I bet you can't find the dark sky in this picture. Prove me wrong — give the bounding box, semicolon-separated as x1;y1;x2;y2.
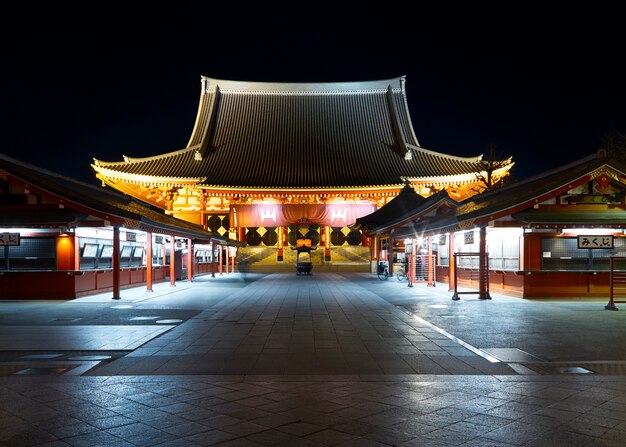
2;3;624;185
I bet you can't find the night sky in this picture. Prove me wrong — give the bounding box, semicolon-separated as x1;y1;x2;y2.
2;4;624;185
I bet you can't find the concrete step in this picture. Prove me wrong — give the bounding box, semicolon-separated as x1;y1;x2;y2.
245;263;370;273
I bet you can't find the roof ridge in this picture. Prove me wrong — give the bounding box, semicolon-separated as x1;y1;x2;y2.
0;152;130;201
200;76;407;93
407;144;484;162
93;145;200;166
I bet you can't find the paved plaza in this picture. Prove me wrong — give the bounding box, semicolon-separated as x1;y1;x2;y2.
1;271;626;446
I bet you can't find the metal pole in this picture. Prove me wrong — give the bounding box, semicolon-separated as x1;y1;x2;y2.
606;256;618;310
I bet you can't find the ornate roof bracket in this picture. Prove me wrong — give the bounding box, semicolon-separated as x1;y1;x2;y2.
385;85;411;160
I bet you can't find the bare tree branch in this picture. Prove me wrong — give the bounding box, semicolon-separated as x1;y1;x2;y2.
472;144;513;194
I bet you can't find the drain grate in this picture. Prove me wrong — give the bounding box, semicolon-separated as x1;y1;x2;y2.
0;365;25;375
67;355;112;361
17;353;64;360
542;366;593;374
14;367;71;375
0;350;128;376
484;348;545;363
521;362;626;375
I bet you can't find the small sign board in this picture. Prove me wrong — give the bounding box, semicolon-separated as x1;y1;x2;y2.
464;231;475;245
126;232;137;242
0;232;20;246
577;235;614;249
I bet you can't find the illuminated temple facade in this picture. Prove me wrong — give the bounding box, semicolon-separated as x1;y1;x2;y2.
92;76;513;269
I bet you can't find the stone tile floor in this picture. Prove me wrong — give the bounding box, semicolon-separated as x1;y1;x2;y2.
1;271;626;446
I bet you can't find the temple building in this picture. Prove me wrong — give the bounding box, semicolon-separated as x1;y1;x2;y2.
92;76;513;270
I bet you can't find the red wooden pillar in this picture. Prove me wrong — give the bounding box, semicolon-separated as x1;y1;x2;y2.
409;248;416;286
219;245;223;275
448;232;455;292
231;247;235;272
210;242;215;277
323;224;331;263
187;238;193;282
277;226;284;262
387;236;394;274
73;234;79;270
146;231;153;292
371;235;379;261
427;236;435;287
170;236;176;286
370;235;379;273
479;226;491;299
112;226;121;300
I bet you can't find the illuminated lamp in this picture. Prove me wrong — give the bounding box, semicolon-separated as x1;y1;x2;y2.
297;239;312;247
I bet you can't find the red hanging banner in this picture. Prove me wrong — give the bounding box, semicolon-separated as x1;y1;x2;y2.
231;204;376;227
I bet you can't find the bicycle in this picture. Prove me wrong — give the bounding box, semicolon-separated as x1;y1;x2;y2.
396;267;407;281
397;263;413;287
377;263;389;280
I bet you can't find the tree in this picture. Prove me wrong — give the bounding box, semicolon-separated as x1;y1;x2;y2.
473;144;514;193
602;128;626;158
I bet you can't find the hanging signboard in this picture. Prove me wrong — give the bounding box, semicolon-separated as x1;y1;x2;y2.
577;235;613;249
0;233;20;246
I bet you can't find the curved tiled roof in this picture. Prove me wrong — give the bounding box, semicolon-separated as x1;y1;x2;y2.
0;153;241;245
354;183;426;228
392;152;626;237
93;76;493;189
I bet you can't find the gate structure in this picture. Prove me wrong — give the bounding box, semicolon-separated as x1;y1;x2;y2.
606;256;626;310
416;254;437;286
452;252;490;300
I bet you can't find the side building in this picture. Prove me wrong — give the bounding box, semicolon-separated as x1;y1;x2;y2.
92;76;513;270
362;150;626;300
0;153;241;300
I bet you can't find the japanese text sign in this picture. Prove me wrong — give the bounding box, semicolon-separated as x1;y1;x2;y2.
577;235;614;249
0;233;20;246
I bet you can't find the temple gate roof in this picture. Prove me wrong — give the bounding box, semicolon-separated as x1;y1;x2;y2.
93;76;504;190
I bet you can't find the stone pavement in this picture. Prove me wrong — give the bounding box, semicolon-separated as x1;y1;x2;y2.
1;271;626;446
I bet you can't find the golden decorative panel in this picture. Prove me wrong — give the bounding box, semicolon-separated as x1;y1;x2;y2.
458;219;476;229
